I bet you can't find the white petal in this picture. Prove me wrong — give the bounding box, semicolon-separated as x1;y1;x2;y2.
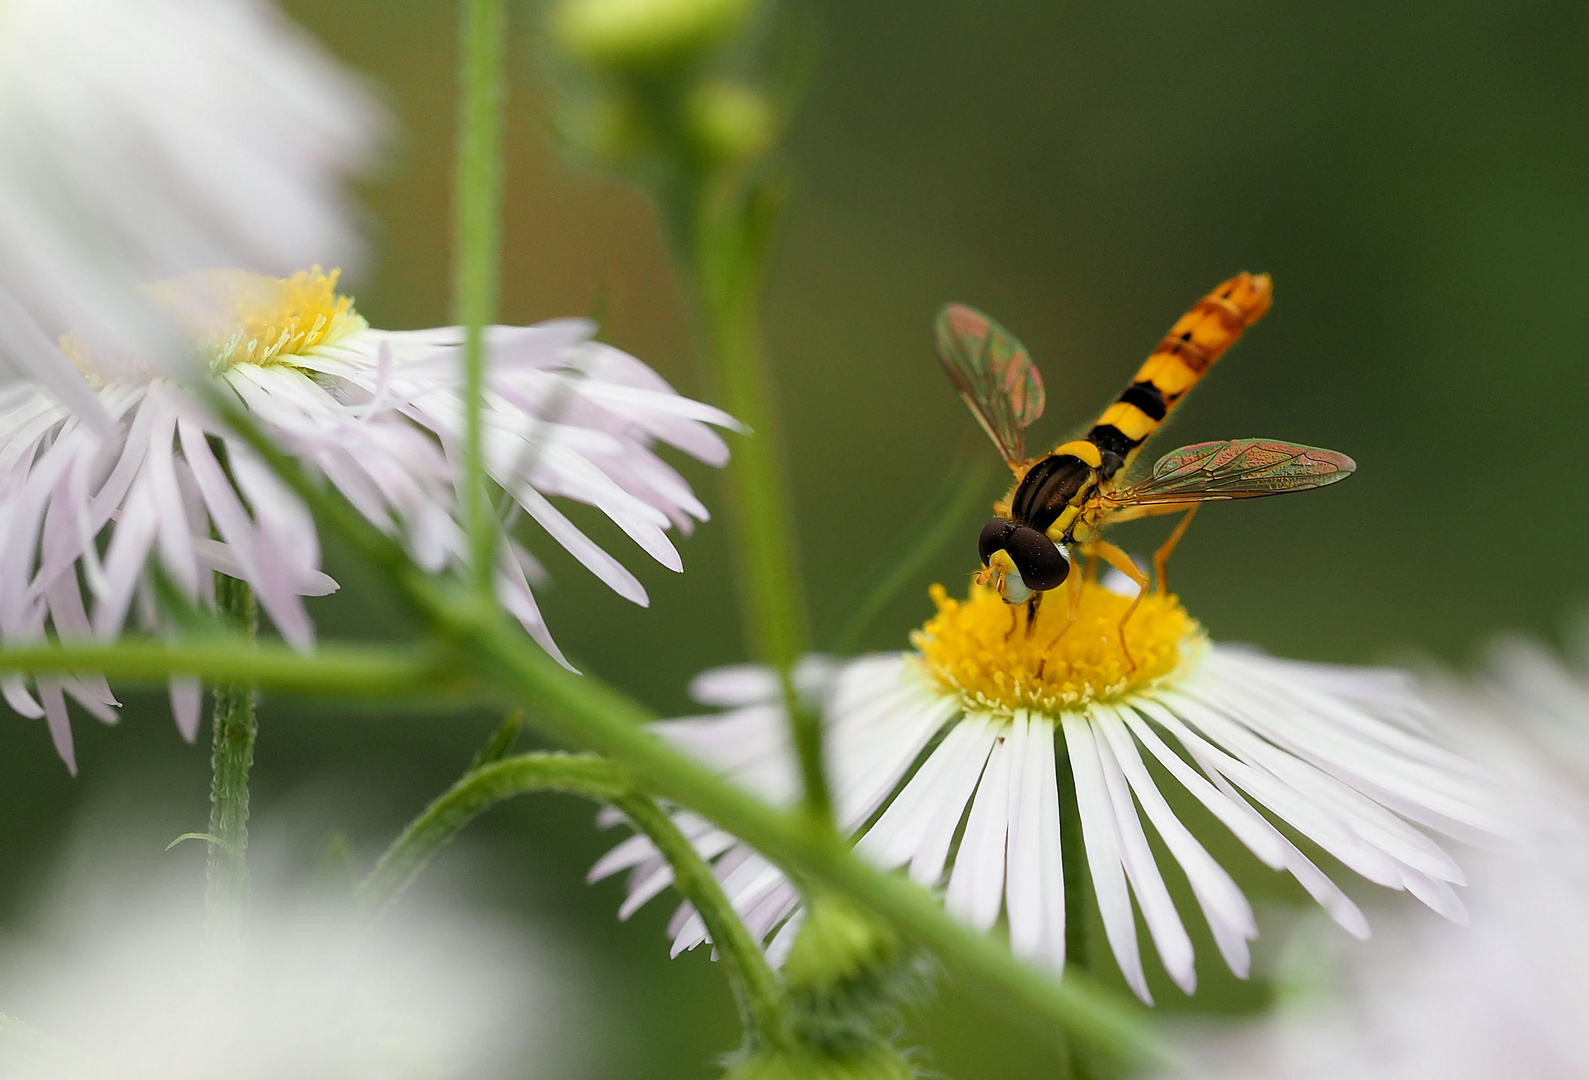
38;679;76;774
1064;715;1151;1004
1005;711;1051;963
1122;702;1291;869
1098;706;1255;980
170;677;202;743
1093;716;1196;994
946;715;1018;932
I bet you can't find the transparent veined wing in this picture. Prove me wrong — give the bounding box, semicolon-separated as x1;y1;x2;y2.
1103;439;1355;507
934;303;1045;469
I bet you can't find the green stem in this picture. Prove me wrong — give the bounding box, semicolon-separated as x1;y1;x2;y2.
454;0;505;599
205;576;257;941
681;178;832;828
0;640;457;697
357;751;791;1048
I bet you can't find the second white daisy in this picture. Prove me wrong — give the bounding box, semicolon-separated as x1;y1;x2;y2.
594;579;1504;1003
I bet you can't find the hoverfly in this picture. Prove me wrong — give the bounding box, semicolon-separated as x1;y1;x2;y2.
935;272;1355;661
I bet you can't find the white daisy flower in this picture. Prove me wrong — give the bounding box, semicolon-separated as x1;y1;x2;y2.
1;269;737;770
593;578;1504;1003
0;0;384;424
1165;640;1589;1078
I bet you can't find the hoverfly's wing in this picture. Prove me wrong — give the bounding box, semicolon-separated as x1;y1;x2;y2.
934;303;1045;470
1103;439;1355;507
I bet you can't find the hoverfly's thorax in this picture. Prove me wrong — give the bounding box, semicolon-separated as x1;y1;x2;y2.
1009;453;1096;534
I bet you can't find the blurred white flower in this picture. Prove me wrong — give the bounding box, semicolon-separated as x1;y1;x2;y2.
0;816;590;1080
0;269;737;771
0;0;384;422
1163;636;1589;1079
594;578;1503;1004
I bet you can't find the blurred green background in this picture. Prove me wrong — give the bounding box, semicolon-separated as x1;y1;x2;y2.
2;0;1587;1076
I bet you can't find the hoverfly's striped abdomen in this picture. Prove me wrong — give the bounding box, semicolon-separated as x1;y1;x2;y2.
1087;272;1272;479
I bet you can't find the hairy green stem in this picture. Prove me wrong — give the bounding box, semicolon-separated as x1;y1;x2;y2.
205;576;257;941
358;752;627;911
358;751;791;1048
454;0;505;599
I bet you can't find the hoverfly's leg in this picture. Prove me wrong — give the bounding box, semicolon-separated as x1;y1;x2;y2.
1085;549;1100;583
1051;553;1085;644
1024;592;1043;637
1152;503;1201;595
1091;539;1150;672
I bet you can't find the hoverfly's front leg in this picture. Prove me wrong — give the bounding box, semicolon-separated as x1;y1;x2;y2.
1047;554;1084;645
1023;591;1045;636
1090;539;1151;672
1152;503;1201;595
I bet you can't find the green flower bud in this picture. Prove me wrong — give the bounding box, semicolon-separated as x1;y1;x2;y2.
684;83;773;167
783;893;904;997
724;1043;917;1080
781;893;933;1055
553;0;754;78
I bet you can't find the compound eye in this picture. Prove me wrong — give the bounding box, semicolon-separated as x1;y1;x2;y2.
1005;526;1070;592
978;518;1017;565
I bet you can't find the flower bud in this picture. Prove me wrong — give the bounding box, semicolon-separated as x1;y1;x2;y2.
553;0;754;78
783;893;904;998
723;1043;916;1080
684;82;773;167
781;893;932;1054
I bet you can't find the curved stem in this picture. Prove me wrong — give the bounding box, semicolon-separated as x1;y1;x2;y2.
205;575;257;942
609;792;793;1049
454;0;505;599
357;752;627;911
357;751;791;1049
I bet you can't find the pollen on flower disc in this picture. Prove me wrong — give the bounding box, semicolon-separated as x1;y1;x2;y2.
911;580;1204;713
147;266;367;370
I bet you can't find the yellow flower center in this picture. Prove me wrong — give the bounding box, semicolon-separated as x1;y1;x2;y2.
147;266;366;371
912;580;1204;714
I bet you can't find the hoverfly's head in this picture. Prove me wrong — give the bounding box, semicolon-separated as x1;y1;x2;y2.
975;518;1070;605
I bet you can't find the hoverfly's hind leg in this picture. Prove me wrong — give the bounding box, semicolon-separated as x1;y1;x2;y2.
1152;503;1201;595
1091;539;1151;672
1023;592;1043;637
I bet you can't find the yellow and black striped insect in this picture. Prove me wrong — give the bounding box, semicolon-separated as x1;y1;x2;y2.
936;272;1355;657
